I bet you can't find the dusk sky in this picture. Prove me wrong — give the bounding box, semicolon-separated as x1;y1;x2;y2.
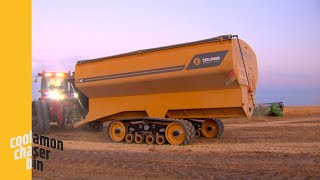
32;0;320;105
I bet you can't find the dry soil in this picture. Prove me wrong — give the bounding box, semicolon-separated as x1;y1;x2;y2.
33;107;320;180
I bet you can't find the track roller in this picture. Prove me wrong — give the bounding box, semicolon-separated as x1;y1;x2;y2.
201;118;224;139
125;133;134;143
109;121;127;142
146;134;155;145
156;135;166;145
195;130;201;138
134;134;145;144
107;118;195;145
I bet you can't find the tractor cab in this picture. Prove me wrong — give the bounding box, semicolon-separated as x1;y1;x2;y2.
33;71;86;130
35;71;78;100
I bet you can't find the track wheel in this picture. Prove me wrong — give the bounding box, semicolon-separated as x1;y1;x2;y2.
134;134;145;144
146;134;155;145
165;122;186;145
156;135;166;145
201;119;224;138
195;130;201;138
125;133;134;143
109;121;127;142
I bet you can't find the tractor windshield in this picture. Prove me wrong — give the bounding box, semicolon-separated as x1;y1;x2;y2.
41;77;68;91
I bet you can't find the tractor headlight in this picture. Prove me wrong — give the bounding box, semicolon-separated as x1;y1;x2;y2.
73;93;79;98
48;90;64;100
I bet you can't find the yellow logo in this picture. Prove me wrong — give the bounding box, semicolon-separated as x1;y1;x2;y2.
193;58;201;65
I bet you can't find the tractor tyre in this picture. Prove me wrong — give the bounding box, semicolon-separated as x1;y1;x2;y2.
33;99;50;134
32;101;40;133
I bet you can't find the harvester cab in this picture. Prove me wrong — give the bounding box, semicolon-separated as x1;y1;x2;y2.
32;71;86;134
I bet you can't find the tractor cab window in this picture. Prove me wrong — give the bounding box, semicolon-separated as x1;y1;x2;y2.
41;77;68;91
49;78;66;89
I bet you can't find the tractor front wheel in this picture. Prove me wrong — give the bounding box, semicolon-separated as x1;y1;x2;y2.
32;99;50;134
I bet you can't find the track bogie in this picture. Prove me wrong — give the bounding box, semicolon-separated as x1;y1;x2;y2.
106;117;224;145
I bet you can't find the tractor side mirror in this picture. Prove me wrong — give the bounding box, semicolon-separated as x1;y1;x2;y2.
33;76;37;83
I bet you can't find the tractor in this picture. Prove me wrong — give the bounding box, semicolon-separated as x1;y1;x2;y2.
32;71;88;134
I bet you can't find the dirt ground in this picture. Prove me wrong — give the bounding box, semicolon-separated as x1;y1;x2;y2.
33;109;320;179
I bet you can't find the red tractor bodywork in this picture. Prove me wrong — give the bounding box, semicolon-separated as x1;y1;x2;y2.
37;71;82;127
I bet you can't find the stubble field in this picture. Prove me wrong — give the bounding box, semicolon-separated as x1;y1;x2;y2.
33;106;320;179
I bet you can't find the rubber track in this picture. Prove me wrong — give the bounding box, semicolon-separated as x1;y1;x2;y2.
179;119;196;145
106;118;196;145
210;118;224;138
